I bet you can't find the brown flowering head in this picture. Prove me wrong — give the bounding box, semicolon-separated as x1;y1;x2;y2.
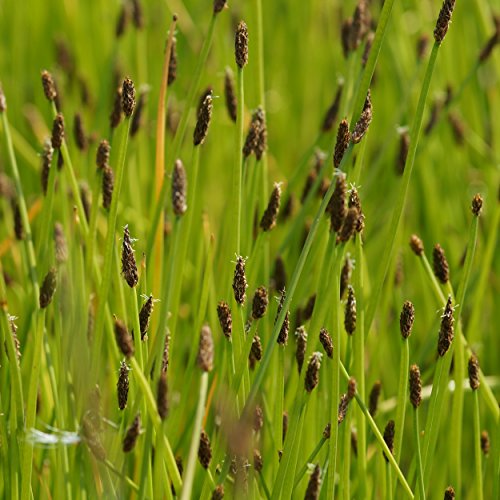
275;288;290;345
40;267;57;308
74;113;87;151
224;67;237;122
41;70;57;102
328;172;347;233
232;256;248;305
347;377;357;401
96;139;110;169
167;37;177;86
198;430;212;468
12;201;24;240
131;0;143;29
117;361;130;410
217;301;232;338
295;326;308;374
121;77;136;117
162;334;170;373
409;364;422;408
260;182;281;231
243;107;266;158
323;423;331;439
351;90;372;144
321;85;343;133
433;243;449;284
157;371;169;420
468;353;480;390
369;380;382;416
340;255;353;298
434;0;456;44
110;86;123;129
172;159;187;216
383;420;395;462
114;316;134;357
253;405;264;433
334;119;350;168
273;256;286;292
253;449;263;473
348;187;365;233
437;296;454;356
479;29;500;63
40;139;54;195
444;486;455;500
350;0;369;51
213;0;227;14
341;18;353;58
211;485;225;500
400;300;415;339
480;430;490;455
303;294;316;321
193;91;213;146
304;464;321;500
121;225;138;288
410;234;424;256
250;335;263;364
102;165;114;210
252;286;269;320
305;352;322;393
397;130;410;175
471;194;483;217
115;4;129;38
338;207;360;243
197;325;214;372
51;113;65;149
362;31;374;67
123;414;141;452
319;327;333;358
344;285;357;335
139;295;154;340
235;21;249;68
337;394;350;425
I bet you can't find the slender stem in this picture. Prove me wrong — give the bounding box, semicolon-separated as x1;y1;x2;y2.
413;409;425;500
394;339;409;464
294;438;327;487
472;391;484;500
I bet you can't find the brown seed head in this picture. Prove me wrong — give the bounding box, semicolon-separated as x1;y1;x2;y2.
410;234;424;256
213;0;227;14
121;77;136;117
351;91;372;144
448;112;465;145
273;256;286;292
362;31;375;67
194;91;213;146
51;113;65;149
468;353;480;390
434;0;456;44
250;335;263;363
253;449;263;473
282;411;289;444
217;301;232;338
304;464;321;500
369;380;382;416
433;243;450;284
328;172;347;232
334;119;350;168
337;394;350;425
437;296;454;356
295;326;308;374
400;300;415;339
167;37;178;86
117;361;130;410
122;225;138;288
54;222;68;263
123;414;141;452
197;325;214;372
162;334;170;373
383;420;395;462
303;294;316;321
409;364;422;408
224;68;237;122
80;183;91;222
131;0;143;29
41;70;57;102
260;183;281;231
40;267;57;308
444;486;455;500
480;430;490;455
232;256;247;305
110;86;123;129
243;107;266;158
116;4;129;38
74;113;87;151
198;430;212;468
212;485;224;500
348;187;365;233
172;159;187;216
347;377;357;401
139;295;154;340
350;0;369;51
344;285;357;335
471;194;483;217
397;131;410;175
305;352;322;393
340;255;353;298
102;165;114;210
235;21;249;68
321;85;343;132
341;18;353;58
252;286;269;320
40;139;54;195
323;423;331;439
319;328;334;358
276;289;290;345
114;317;134;357
96;140;110;169
12;201;24;240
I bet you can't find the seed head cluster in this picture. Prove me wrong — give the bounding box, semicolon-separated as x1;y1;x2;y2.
399;300;415;339
122;225;138;288
217;301;232;338
232;256;248;305
260;183;281;231
437;296;454;356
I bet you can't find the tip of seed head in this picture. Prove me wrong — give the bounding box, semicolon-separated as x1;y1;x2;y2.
409;364;422;408
41;70;57;102
40;267;58;308
121;77;136;117
400;300;415;339
472;194;483;216
217;301;233;338
434;0;456;44
383;420;395;462
305;352;322;393
410;234;424;256
433;243;450;284
468;353;480;390
235;21;249;68
197;325;214;372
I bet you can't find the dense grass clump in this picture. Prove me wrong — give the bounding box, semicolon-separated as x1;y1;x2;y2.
0;0;499;498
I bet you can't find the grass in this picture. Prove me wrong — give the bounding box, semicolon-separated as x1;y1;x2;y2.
0;0;499;498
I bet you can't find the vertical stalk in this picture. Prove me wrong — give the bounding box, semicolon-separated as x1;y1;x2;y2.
413;409;425;500
472;391;484;500
394;339;410;464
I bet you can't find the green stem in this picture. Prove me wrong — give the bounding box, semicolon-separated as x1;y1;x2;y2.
394;339;410;464
294;437;327;488
413;409;425;500
472;391;484;500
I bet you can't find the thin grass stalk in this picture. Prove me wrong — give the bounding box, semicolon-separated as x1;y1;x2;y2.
394;339;410;464
274;347;285;463
472;390;484;500
493;400;500;500
365;43;440;333
387;465;393;500
294;437;327;487
412;409;425;500
342;415;351;500
84;164;104;279
152;421;168;499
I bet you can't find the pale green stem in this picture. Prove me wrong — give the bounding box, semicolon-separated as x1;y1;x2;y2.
472;391;484;500
413;409;425;500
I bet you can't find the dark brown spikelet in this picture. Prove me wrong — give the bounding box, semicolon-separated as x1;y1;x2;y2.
255;110;267;161
340;255;353;298
295;327;308;374
197;325;214;372
131;0;143;29
54;222;68;263
252;286;269;320
73;113;87;151
40;139;54;195
157;371;168;420
51;113;65;149
254;405;264;432
80;183;91;222
437;296;454;356
400;301;415;339
444;486;455;500
193;92;213;146
337;394;350;425
115;4;129;38
323;423;331;439
12;201;24;240
162;334;170;373
347;377;357;401
130;92;146;137
369;380;382;416
212;485;225;500
305;352;322;393
114;316;134;357
341;18;353;58
351;430;358;456
172;159;187;216
260;183;281;231
350;0;369;51
351;91;372;144
344;285;357;335
383;420;395;462
433;243;450;284
122;225;138;288
362;31;375;67
253;449;263;473
117;361;130;410
40;267;57;308
329;173;347;232
409;364;422;408
198;430;212;469
304;464;321;500
102;165;114;209
282;411;289;445
321;85;343;132
41;70;57;102
232;256;247;305
243;107;265;158
319;328;333;358
213;0;227;14
123;414;141;452
410;234;424;256
167;37;177;86
397;130;410;175
334;119;350;168
96;139;110;169
122;77;136;117
250;335;263;363
480;430;490;455
273;256;286;292
110;86;123;129
434;0;456;44
468;353;480;390
348;187;365;233
472;193;483;217
276;289;290;345
217;301;232;338
139;295;154;340
417;34;430;61
235;21;249;68
224;68;237;122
